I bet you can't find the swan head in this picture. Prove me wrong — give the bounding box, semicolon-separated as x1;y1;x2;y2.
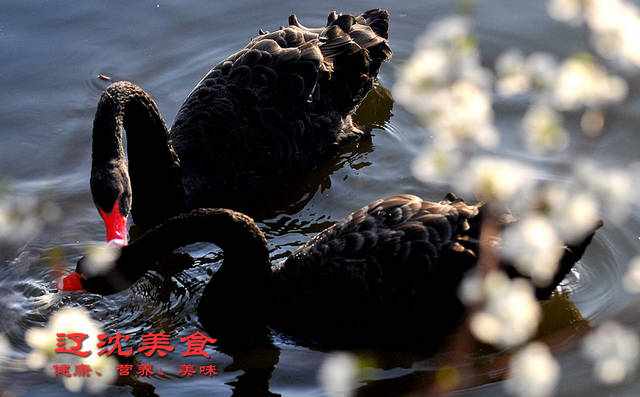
62;165;130;292
59;239;126;293
58;265;110;294
59;257;123;294
90;163;131;244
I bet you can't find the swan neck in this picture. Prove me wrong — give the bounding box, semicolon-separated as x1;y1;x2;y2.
90;81;184;229
91;91;126;165
119;209;271;280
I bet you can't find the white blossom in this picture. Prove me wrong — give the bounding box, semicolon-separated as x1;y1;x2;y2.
583;321;640;384
0;211;39;243
416;16;473;52
534;185;601;242
575;160;636;222
0;195;59;243
506;342;560;397
547;0;585;25
502;216;564;286
526;53;560;92
553;56;627;110
25;307;117;393
412;145;462;183
521;103;568;154
496;49;530;97
496;51;559;98
319;352;358;397
395;16;497;150
456;157;534;204
469;272;542;347
82;242;121;277
426;81;498;148
585;0;640;67
548;0;640;67
623;257;640;294
458;270;485;307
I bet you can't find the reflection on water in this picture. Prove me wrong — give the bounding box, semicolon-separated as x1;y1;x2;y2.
0;0;639;396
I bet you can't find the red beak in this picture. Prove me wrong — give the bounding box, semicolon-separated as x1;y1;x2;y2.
59;271;85;292
98;200;128;244
61;201;128;292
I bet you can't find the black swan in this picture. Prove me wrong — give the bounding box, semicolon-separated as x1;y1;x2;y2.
88;9;392;243
61;194;600;348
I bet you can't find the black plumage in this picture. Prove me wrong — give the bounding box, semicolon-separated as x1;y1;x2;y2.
90;9;392;230
74;194;600;349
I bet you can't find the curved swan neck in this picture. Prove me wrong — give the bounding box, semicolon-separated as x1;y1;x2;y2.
91;81;184;230
118;208;271;280
91;91;126;165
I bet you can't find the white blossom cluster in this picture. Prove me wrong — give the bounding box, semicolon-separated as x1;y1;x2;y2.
462;271;542;348
0;193;60;244
80;242;121;277
495;50;627;150
399;6;638;299
506;342;560;397
397;2;640;395
497;180;605;289
495;50;558;98
501;216;564;287
582;321;640;384
25;307;117;393
574;160;638;222
395;17;497;184
532;185;601;243
549;0;640;68
455;156;534;204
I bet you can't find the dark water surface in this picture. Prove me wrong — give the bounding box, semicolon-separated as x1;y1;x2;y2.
1;1;640;396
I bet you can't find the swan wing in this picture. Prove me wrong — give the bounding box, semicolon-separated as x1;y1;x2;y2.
177;9;391;120
169;10;391;205
275;195;482;304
